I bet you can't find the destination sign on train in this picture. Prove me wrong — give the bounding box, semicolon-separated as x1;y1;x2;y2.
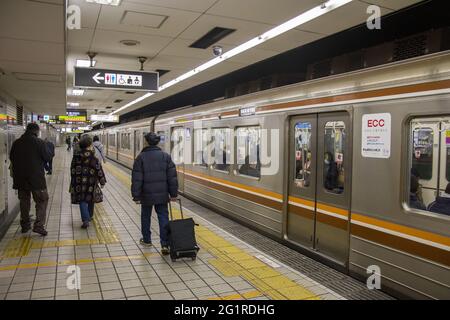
74;67;158;91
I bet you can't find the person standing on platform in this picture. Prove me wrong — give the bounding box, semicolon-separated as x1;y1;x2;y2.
92;135;106;164
10;123;52;236
70;135;106;229
131;132;178;255
44;137;55;175
66;136;71;151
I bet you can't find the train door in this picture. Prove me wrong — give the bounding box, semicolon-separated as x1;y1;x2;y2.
287;111;351;265
171;127;185;193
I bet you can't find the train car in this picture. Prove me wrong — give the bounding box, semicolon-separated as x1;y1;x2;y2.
93;52;450;299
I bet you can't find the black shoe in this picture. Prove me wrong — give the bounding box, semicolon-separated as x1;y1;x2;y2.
32;227;48;236
139;238;152;247
161;246;170;255
21;226;31;233
81;222;89;229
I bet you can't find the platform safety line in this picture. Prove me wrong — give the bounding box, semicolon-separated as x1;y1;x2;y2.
103;162;321;300
0;252;157;272
0;204;120;259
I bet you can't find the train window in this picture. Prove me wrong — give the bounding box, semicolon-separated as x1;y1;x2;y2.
171;127;184;164
412;128;434;180
294;122;312;188
157;131;166;146
194;128;209;167
212;128;231;172
108;134;115;147
408;117;450;216
236;126;261;178
121;133;130;150
323;121;345;194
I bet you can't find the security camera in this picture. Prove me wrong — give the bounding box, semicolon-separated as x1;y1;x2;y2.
212;45;223;57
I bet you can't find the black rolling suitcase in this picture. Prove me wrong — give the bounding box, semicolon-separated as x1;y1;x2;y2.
167;199;199;262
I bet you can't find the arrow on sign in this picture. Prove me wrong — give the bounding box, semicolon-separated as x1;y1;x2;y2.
93;72;104;84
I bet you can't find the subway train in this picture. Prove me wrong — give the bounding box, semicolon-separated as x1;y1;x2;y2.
92;52;450;299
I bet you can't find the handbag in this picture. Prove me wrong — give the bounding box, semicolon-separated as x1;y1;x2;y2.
93;183;103;203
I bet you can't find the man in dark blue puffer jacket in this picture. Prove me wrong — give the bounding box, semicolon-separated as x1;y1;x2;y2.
131;132;178;254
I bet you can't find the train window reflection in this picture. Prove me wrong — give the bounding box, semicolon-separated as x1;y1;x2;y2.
194;129;209;167
237;126;261;178
294;122;312;188
212;128;231;172
412;128;433;180
323;121;345;194
171;128;184;164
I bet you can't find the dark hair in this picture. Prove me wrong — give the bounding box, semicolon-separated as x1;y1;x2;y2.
79;135;93;149
410;175;420;193
446;183;450;195
145;132;161;146
26;123;40;134
93;136;99;142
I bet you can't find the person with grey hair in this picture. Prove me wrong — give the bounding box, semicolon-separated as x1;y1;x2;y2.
70;134;107;228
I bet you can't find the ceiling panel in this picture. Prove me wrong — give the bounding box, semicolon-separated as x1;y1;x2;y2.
258;29;323;52
68;0;101;29
207;0;322;25
90;29;173;57
177;14;272;45
97;2;202;38
124;0;218;13
68;28;95;49
0;38;64;66
0;0;64;43
299;1;393;35
361;0;423;11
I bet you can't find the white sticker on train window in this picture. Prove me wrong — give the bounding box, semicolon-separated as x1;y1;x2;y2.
362;113;391;159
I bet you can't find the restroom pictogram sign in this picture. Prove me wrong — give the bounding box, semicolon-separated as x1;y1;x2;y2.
74;67;158;91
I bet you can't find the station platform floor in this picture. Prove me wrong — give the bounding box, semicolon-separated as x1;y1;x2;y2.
0;148;392;300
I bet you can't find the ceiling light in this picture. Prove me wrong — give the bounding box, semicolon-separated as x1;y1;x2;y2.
76;59;96;68
72;89;85;96
112;0;353;115
68;102;80;107
85;0;122;6
120;40;140;46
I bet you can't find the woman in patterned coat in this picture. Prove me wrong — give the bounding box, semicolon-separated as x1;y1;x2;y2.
70;135;106;228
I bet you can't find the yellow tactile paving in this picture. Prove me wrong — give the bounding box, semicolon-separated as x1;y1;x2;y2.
104;161;321;300
0;203;120;259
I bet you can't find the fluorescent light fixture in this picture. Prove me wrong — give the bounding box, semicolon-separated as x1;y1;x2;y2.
85;0;122;6
67;102;80;107
111;92;154;115
76;59;96;68
112;0;353;115
72;89;85;96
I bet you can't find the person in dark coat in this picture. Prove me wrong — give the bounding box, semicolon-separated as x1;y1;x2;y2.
66;136;71;151
44;138;55;175
427;183;450;216
324;152;339;192
131;132;178;254
410;175;426;211
10;123;52;235
70;135;106;229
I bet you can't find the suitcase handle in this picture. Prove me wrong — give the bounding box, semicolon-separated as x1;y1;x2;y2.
169;198;184;221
